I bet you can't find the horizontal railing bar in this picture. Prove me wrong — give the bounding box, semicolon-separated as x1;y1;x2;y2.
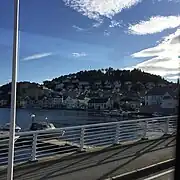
36;143;65;148
85;129;115;135
84;133;115;141
14;153;32;158
36;145;66;150
14;156;31;162
37;133;62;138
15;116;177;137
15;145;32;150
37;145;77;152
38;136;61;142
15;140;33;145
85;126;116;131
61;134;81;138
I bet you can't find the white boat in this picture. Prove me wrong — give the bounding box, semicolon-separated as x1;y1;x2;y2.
29;121;56;131
0;123;21;143
29;115;56;131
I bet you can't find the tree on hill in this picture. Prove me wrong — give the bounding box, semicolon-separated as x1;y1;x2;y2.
43;68;168;90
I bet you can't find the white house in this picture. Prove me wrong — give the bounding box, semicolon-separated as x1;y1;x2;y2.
88;98;112;110
63;96;79;109
145;87;178;106
51;96;63;107
119;97;141;110
160;92;178;109
78;97;90;109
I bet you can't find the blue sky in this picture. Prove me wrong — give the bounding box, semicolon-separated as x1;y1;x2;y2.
0;0;180;85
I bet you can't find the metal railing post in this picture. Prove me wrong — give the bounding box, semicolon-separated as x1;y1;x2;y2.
164;117;169;135
31;133;37;161
79;127;85;151
114;123;120;145
141;121;148;140
7;0;19;179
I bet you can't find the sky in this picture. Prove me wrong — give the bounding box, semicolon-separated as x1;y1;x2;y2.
0;0;180;85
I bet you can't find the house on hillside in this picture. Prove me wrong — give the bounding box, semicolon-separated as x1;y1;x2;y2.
145;82;155;90
157;83;167;87
62;79;71;83
71;79;79;84
78;81;90;89
141;87;178;115
55;83;64;90
78;97;90;109
124;81;132;91
114;81;121;89
119;97;141;110
88;98;112;110
144;87;177;106
63;96;79;109
94;81;102;87
160;92;178;109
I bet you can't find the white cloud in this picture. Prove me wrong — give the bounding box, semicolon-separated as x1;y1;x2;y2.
166;75;180;80
109;20;122;28
92;19;103;27
72;25;85;31
72;52;87;58
63;0;142;21
104;30;111;36
22;53;53;61
128;15;180;35
130;28;180;77
157;0;180;2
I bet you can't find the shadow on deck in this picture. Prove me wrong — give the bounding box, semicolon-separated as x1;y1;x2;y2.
0;136;176;180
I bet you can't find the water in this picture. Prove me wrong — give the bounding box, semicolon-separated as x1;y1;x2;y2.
0;108;117;130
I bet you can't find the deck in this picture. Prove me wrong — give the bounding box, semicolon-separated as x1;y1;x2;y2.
0;136;175;180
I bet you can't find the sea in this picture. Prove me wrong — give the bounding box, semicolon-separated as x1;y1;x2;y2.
0;108;118;130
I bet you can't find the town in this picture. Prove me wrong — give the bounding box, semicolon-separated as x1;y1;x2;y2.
0;68;179;116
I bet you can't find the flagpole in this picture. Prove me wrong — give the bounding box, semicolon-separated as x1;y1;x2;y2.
7;0;20;179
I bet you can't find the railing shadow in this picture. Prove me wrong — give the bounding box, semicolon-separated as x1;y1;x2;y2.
6;136;175;180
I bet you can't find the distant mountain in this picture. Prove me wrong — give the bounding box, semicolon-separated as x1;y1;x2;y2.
43;68;169;90
0;82;42;102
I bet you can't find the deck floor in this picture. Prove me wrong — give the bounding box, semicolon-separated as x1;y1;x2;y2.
0;136;176;180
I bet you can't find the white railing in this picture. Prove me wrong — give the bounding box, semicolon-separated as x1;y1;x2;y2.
0;115;177;166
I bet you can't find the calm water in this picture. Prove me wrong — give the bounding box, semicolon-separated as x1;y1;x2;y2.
0;108;117;130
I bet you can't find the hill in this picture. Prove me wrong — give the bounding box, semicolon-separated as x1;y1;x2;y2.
0;82;43;104
43;68;169;90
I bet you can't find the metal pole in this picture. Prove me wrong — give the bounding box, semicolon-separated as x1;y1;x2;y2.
7;0;20;179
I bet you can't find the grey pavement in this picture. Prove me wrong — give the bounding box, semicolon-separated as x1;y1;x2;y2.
0;136;176;180
138;168;174;180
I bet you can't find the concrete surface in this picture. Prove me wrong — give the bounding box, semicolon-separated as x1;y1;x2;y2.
0;136;176;180
139;168;174;180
